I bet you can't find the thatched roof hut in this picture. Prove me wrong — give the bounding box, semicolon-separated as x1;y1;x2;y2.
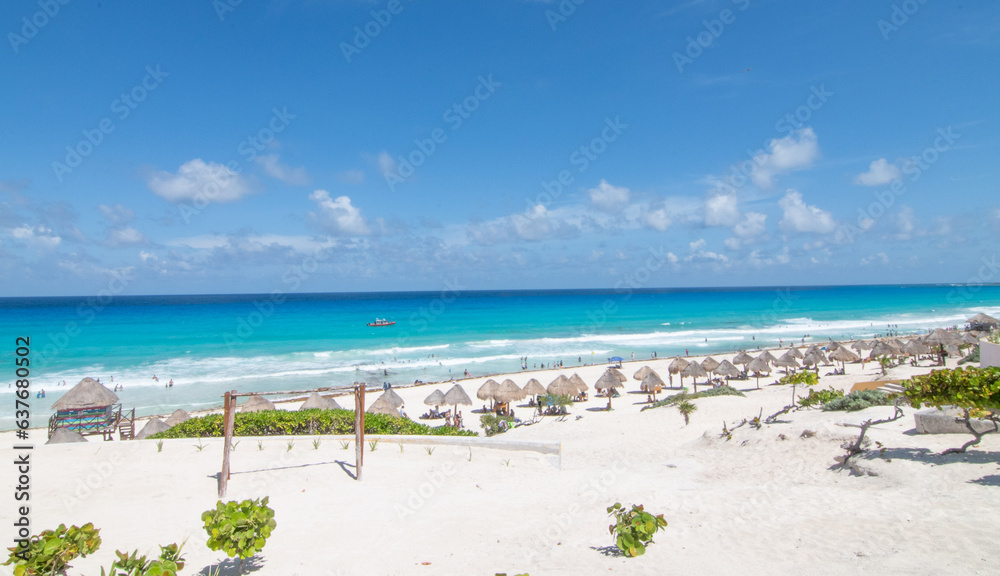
547;375;577;397
164;409;191;427
299;393;342;411
829;346;860;363
668;357;690;375
701;357;720;374
522;379;546;397
773;352;800;371
757;350;778;364
633;366;654;381
241;395;276;413
135;418;171;440
967;312;1000;331
423;389;447;407
594;370;623;392
869;341;901;359
640;371;665;392
609;368;627;383
51;378;118;411
46;428;87;444
714;360;740;380
681;362;708;380
443;384;473;410
477;379;500;402
569;373;588;394
787;346;804;359
495;379;523;404
367;393;400;417
732;351;754;366
381;388;405;408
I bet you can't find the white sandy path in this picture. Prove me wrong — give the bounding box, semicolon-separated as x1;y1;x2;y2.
2;353;999;575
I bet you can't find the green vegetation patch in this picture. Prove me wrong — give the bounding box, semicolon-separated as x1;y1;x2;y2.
149;408;477;439
822;389;894;412
641;385;745;411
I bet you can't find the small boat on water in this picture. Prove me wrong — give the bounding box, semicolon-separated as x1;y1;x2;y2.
367;318;396;327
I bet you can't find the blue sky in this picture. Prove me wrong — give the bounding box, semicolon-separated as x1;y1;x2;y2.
2;1;999;297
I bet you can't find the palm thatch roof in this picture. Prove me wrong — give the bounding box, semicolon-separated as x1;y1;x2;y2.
668;357;690;374
299;393;342;411
757;350;777;363
569;373;589;393
732;351;754;366
135;418;171;440
610;368;628;383
640;371;665;392
901;340;931;356
547;375;577;396
164;409;191;427
495;379;524;403
46;428;87;444
924;328;960;346
851;340;875;351
869;341;901;359
746;357;771;375
241;394;276;413
959;332;981;346
681;362;708;379
714;359;740;378
477;379;500;402
786;346;804;359
773;352;800;369
825;340;842;352
967;312;1000;330
594;370;624;391
801;352;823;367
443;384;473;408
367;393;400;417
381;388;405;408
829;346;860;363
424;389;447;407
51;377;118;411
701;357;720;373
633;366;654;381
522;379;546;397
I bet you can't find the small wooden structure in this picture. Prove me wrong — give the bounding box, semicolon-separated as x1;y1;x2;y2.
48;377;134;441
218;383;369;498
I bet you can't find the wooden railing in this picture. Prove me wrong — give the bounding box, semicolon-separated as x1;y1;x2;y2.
48;404;123;440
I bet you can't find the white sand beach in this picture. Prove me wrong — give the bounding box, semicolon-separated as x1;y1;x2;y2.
3;350;999;576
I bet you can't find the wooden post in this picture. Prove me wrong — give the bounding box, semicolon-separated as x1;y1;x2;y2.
219;391;233;498
354;384;365;481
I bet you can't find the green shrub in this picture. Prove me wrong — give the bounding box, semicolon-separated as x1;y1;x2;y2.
606;503;667;557
480;413;513;436
149;408;477;439
779;371;819;386
3;523;102;576
202;497;276;568
958;346;980;365
676;400;696;425
100;543;185;576
799;387;844;408
822;389;893;412
641;385;744;411
904;366;1000;410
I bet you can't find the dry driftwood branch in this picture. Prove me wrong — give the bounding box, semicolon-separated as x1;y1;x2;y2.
941;409;1000;455
837;404;904;471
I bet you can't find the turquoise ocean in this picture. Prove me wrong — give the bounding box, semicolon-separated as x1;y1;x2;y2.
3;284;1000;430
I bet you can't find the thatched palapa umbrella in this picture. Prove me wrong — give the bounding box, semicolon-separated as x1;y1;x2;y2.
668;357;690;386
801;352;824;370
967;312;1000;332
829;346;860;372
495;379;523;404
773;352;800;374
522;378;546;398
681;362;709;391
164;409;191;427
701;356;720;375
786;346;804;359
640;371;665;398
443;384;473;418
633;366;655;381
424;389;446;409
901;339;930;358
569;373;589;395
241;394;275;413
732;351;754;366
477;379;500;405
46;428;87;444
135;418;170;440
595;370;624;409
746;357;771;389
367;393;400;417
714;359;740;382
609;368;628;383
869;341;900;360
299;393;342;411
547;375;577;397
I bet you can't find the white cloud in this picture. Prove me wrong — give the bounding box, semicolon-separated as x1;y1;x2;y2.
377;151;397;176
337;170;365;185
587;180;630;211
166;233;334;254
108;227;146;246
855;158;901;187
98;204;135;224
512;204;552;240
775;246;790;264
704;193;740;227
861;252;890;266
734;212;767;238
10;224;61;249
666;252;679;264
724;237;741;250
778;189;836;234
895;205;916;240
751;128;819;188
309;190;371;236
256;154;309;185
644;208;672;231
147;159;252;203
686;238;729;264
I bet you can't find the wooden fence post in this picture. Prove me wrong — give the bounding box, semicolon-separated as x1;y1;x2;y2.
219;391;233;498
354;384;365;481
